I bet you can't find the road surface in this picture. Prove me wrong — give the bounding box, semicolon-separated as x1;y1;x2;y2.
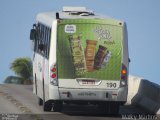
0;94;22;114
0;84;158;120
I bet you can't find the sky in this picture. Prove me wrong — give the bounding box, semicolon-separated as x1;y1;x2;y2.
0;0;160;84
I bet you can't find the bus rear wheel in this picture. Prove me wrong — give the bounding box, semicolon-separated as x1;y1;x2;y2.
52;101;63;112
43;101;52;112
109;102;120;115
98;102;120;115
98;102;110;113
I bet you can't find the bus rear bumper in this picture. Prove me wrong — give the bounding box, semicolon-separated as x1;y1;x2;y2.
57;87;128;102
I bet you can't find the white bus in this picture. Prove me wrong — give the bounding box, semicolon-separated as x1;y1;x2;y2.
30;7;129;113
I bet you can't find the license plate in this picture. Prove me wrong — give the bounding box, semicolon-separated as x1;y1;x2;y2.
82;80;95;85
78;92;96;96
76;79;101;85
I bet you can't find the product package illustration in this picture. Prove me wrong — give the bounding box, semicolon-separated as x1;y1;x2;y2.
68;35;87;76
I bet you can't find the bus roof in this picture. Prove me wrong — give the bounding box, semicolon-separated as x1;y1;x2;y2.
36;7;123;27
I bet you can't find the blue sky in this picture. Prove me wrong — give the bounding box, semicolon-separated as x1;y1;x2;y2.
0;0;160;84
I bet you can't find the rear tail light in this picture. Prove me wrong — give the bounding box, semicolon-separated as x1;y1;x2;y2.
120;64;128;87
51;73;57;78
50;64;58;86
51;68;56;72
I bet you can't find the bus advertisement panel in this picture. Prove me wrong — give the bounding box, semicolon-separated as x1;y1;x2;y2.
57;19;123;81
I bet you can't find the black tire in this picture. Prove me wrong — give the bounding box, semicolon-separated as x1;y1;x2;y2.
52;101;63;112
109;102;120;115
38;97;43;106
98;102;119;115
98;102;109;113
43;101;52;112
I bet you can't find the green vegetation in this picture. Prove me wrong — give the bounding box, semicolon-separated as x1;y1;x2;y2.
4;57;33;84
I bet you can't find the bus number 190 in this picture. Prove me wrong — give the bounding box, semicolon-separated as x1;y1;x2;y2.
106;83;117;88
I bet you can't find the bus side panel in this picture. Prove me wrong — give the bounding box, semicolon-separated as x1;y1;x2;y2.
33;53;43;99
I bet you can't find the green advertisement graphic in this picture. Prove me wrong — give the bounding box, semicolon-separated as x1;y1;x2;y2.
57;19;123;80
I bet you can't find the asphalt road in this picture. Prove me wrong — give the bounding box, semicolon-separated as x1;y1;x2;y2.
0;94;22;114
0;84;157;120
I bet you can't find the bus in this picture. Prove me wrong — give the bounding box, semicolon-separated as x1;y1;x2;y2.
30;7;129;113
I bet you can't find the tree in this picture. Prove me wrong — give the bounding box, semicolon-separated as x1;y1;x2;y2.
4;57;33;84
